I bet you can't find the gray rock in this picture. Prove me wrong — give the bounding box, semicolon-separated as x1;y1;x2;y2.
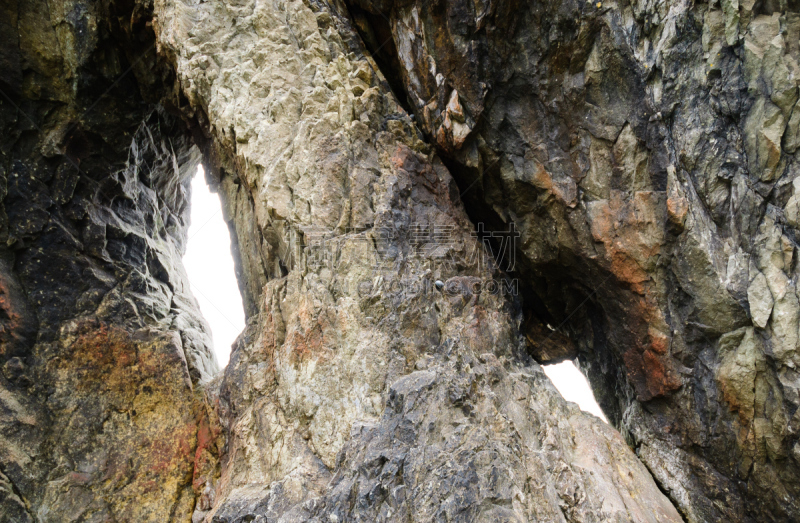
345;0;800;520
3;0;799;520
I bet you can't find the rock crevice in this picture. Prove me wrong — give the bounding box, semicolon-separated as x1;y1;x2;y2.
2;0;799;521
340;0;800;520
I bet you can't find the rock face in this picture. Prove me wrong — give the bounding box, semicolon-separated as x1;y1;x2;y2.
154;0;680;520
344;0;800;521
0;1;219;521
1;0;797;522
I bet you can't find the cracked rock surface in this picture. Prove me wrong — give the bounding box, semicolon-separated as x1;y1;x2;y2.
2;0;798;521
153;0;681;520
345;0;800;520
0;0;219;520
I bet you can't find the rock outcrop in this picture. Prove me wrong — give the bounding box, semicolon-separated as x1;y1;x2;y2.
344;0;800;521
1;0;798;521
154;0;680;520
0;1;219;520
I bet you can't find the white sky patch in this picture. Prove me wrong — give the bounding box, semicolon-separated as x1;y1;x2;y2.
543;360;608;422
183;166;245;366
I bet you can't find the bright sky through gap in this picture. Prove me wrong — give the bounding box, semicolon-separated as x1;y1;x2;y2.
183;168;605;419
543;361;608;421
183;166;245;366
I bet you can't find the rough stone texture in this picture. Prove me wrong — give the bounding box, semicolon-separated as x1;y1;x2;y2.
344;0;800;521
4;0;799;521
153;0;680;521
0;0;220;521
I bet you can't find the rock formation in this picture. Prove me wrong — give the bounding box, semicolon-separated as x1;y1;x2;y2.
0;0;798;522
344;1;800;520
0;1;218;520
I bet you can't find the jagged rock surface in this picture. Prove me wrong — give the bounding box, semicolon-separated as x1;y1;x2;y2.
345;0;800;521
3;0;798;521
153;0;681;521
0;1;219;521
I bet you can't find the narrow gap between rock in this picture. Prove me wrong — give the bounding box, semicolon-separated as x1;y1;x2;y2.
439;151;618;424
183;165;246;368
543;361;608;422
346;4;415;115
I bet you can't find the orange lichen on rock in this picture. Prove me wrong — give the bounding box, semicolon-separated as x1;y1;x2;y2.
582;188;684;399
587;190;666;294
527;159;578;207
616;298;681;400
0;266;36;357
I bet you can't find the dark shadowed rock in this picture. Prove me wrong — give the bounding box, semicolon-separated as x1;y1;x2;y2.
0;1;220;520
